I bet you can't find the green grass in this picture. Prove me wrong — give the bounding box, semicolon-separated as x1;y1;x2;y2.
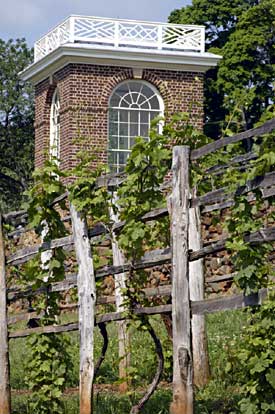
10;309;248;413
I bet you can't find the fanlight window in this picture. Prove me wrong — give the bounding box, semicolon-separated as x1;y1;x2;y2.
108;81;164;172
50;89;60;162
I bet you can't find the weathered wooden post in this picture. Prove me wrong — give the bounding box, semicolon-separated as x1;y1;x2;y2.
70;204;96;414
0;215;11;414
109;193;130;393
189;196;210;387
170;146;193;414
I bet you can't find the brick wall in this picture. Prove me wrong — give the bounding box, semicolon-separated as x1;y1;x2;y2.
34;63;204;170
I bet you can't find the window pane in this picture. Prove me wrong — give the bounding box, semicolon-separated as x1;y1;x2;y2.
120;123;128;136
119;152;129;165
140;123;149;137
110;93;120;107
116;83;130;98
109;109;118;122
130;137;137;148
150;112;159;121
119;137;129;150
131;92;139;105
120;110;128;123
130;123;139;137
109;122;118;136
129;82;143;92
130;111;139;123
109;136;118;149
149;96;160;110
140;111;149;123
141;84;154;99
108;151;117;164
140;101;150;109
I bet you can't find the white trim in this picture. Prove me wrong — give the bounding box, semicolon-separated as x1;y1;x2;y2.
20;43;222;85
49;89;61;163
108;80;164;172
34;15;206;62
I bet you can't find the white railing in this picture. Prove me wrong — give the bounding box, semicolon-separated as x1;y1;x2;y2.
34;15;205;62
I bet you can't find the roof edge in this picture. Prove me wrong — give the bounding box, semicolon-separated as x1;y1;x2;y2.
21;44;222;85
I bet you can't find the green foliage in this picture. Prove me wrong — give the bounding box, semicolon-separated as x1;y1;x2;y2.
117;118;171;260
207;119;275;410
228;296;275;413
22;158;72;413
25;333;71;414
169;0;275;138
68;147;110;224
0;38;34;212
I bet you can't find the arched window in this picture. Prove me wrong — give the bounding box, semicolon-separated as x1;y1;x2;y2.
50;89;60;162
108;80;164;172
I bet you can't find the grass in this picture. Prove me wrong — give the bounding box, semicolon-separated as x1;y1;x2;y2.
9;309;248;413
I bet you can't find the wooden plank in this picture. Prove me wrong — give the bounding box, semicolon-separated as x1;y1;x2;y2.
112;206;168;233
8;288;271;340
206;151;257;175
9;322;79;338
191;118;275;160
8;277;172;307
201;186;275;213
9;305;173;339
191;290;268;315
0;215;11;414
6;235;74;265
170;146;193;414
190;238;227;262
95;247;171;278
7;275;78;302
8;284;172;325
70;203;96;414
192;171;275;209
206;273;236;284
190;226;275;262
7;223;275;281
189;200;209;387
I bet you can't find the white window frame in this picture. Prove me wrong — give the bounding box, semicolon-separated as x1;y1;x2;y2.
108;80;164;173
49;89;61;163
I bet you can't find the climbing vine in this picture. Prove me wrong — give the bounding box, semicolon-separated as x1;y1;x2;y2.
22;159;72;414
20;105;275;413
222;127;275;413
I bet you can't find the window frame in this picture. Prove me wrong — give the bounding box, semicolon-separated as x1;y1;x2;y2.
108;80;164;173
49;89;61;163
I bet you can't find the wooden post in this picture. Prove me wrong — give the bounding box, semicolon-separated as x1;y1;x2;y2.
170;146;193;414
0;215;11;414
109;193;130;393
70;204;96;414
189;197;210;387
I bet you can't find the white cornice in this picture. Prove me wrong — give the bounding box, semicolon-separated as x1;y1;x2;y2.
21;43;222;85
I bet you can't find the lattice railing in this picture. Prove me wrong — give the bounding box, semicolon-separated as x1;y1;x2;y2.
34;15;205;62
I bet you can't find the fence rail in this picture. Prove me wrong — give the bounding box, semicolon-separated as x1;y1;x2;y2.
2;118;275;413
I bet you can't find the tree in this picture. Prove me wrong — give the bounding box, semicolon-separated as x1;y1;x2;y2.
0;38;34;212
169;0;275;138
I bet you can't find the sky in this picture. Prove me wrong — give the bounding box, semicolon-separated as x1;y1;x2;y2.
0;0;191;47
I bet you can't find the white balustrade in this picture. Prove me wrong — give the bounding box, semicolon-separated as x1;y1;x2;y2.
34;15;205;62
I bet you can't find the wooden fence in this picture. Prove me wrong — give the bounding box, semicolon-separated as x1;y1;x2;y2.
1;117;275;414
